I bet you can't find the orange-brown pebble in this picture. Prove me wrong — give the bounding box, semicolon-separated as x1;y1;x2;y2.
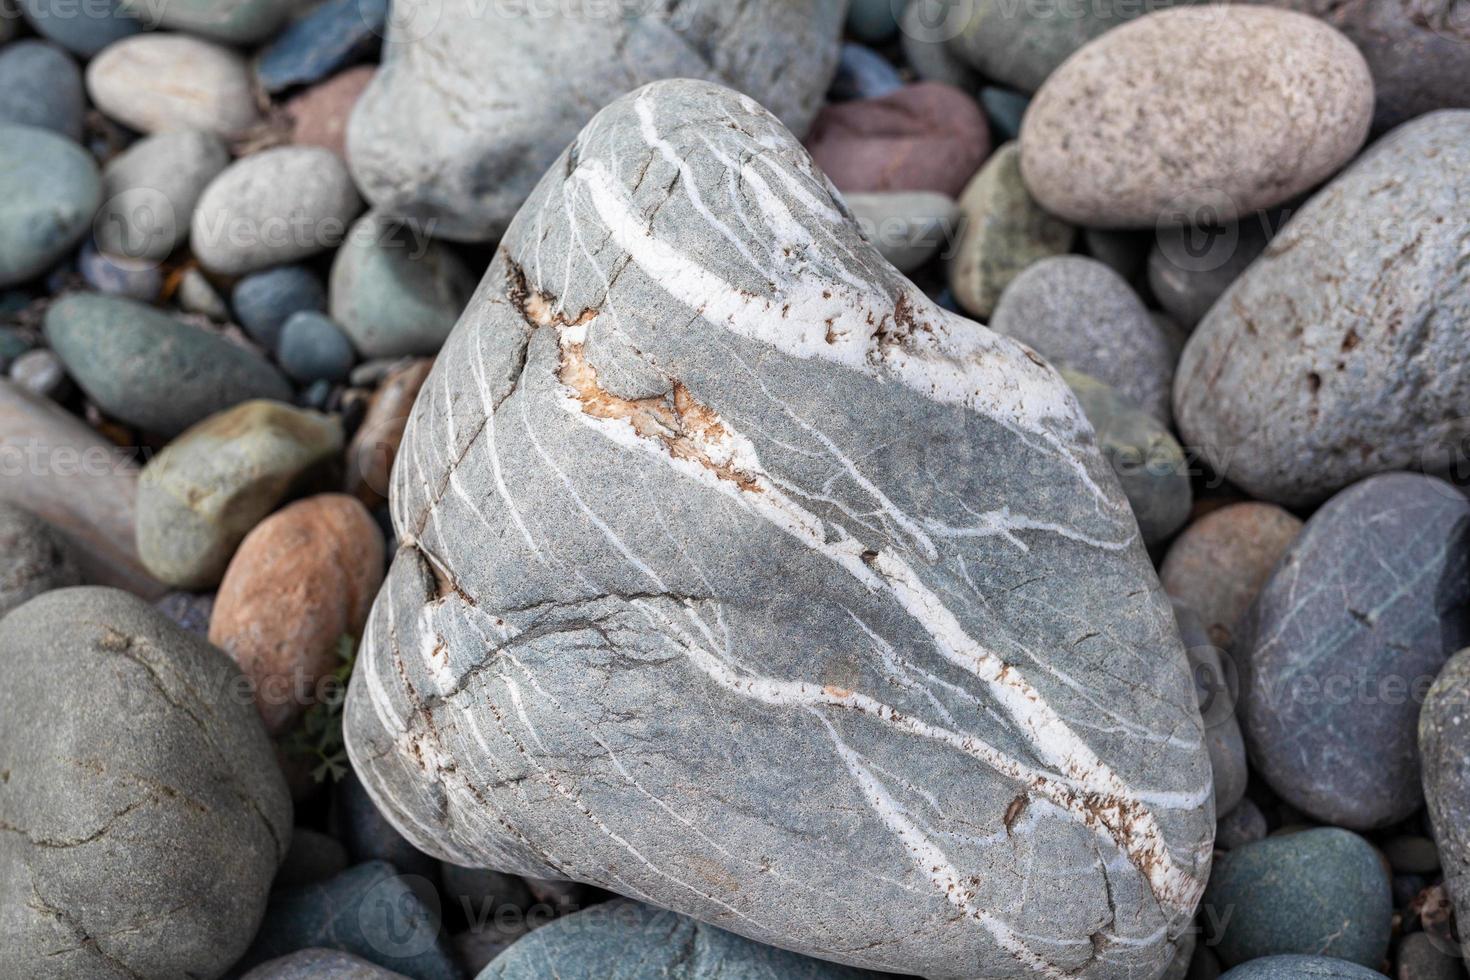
1160;501;1303;650
345;358;433;509
209;493;384;734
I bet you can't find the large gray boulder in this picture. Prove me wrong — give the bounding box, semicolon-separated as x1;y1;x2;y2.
0;587;291;979
345;0;845;243
343;79;1213;979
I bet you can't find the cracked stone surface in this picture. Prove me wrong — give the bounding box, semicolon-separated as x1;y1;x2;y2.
0;587;292;979
1241;473;1470;830
1175;110;1470;507
343;78;1213;979
345;0;844;243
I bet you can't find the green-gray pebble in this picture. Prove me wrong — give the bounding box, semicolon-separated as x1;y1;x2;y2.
136;400;342;589
0;123;100;288
44;292;292;435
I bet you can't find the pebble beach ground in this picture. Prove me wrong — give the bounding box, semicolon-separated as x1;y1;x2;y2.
1;1;1469;978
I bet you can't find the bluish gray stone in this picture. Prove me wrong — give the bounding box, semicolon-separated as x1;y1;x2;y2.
846;0;900;43
94;129;231;263
1217;955;1382;979
980;86;1029;143
44;292;293;435
0;40;84;139
0;123;100;288
1243;472;1470;829
257;0;385;93
279;311;357;384
77;241;164;300
346;0;846;242
243;948;411;978
336;769;439;898
829;43;903;102
1214;798;1266;850
1419;648;1470;963
233;265;328;350
992;256;1178;426
238;861;461;980
1175;602;1247;818
18;0;140;57
342;79;1212;979
0;501;80;618
1393;932;1461;980
0;587;291;978
8;347;68;400
479;898;886;979
1149;216;1273;331
119;0;292;44
1176;111;1470;506
1202;829;1391;969
328;213;476;358
154;590;214;635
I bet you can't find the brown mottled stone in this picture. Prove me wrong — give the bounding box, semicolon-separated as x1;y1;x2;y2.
210;494;384;735
1160;502;1303;650
805;82;991;198
345;358;433;510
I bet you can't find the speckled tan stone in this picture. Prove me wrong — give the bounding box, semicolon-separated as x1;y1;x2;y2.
1160;502;1303;650
210;494;383;735
1019;6;1373;228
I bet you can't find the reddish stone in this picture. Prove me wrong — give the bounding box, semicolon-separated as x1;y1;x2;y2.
344;358;433;510
286;66;375;159
804;82;990;197
209;493;384;734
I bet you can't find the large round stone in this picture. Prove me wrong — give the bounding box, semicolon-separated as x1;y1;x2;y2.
1175;110;1470;507
1218;956;1383;979
342;78;1212;979
0;587;292;978
1242;473;1470;829
346;0;845;242
93;129;231;263
1019;6;1372;228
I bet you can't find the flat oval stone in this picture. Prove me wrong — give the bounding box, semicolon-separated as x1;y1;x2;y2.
1063;370;1192;548
86;33;260;137
0;501;80;618
1160;502;1303;650
1218;956;1383;979
329;211;475;358
346;0;845;242
44;292;293;436
1419;648;1470;963
94;129;230;263
0;123;100;289
992;256;1177;425
0;380;163;595
121;0;292;44
1175;111;1470;507
482;898;884;978
947;142;1074;321
1202;829;1391;969
805;82;991;197
193;146;363;276
256;0;384;94
278;311;357;383
232;264;329;350
0;39;84;139
342;78;1211;979
136;400;343;589
947;0;1194;93
19;0;140;56
1243;473;1470;829
211;494;383;734
1019;6;1372;228
0;586;291;978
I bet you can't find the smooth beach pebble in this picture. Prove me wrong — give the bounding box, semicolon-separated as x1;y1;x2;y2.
328;212;475;358
1149;215;1274;331
19;0;140;56
1218;956;1383;979
344;358;432;509
192;147;363;277
0;40;84;139
1019;6;1373;228
0;124;100;289
278;311;357;383
1174;111;1470;507
256;0;385;94
76;242;164;301
805;82;990;197
829;43;903;102
947;142;1074;321
1160;502;1304;650
845;191;960;273
210;494;383;734
242;949;411;978
232;265;329;350
135;400;343;590
1419;649;1470;963
94;129;230;263
44;292;293;436
86;33;261;137
0;587;292;979
1203;828;1392;969
286;65;375;158
122;0;293;45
